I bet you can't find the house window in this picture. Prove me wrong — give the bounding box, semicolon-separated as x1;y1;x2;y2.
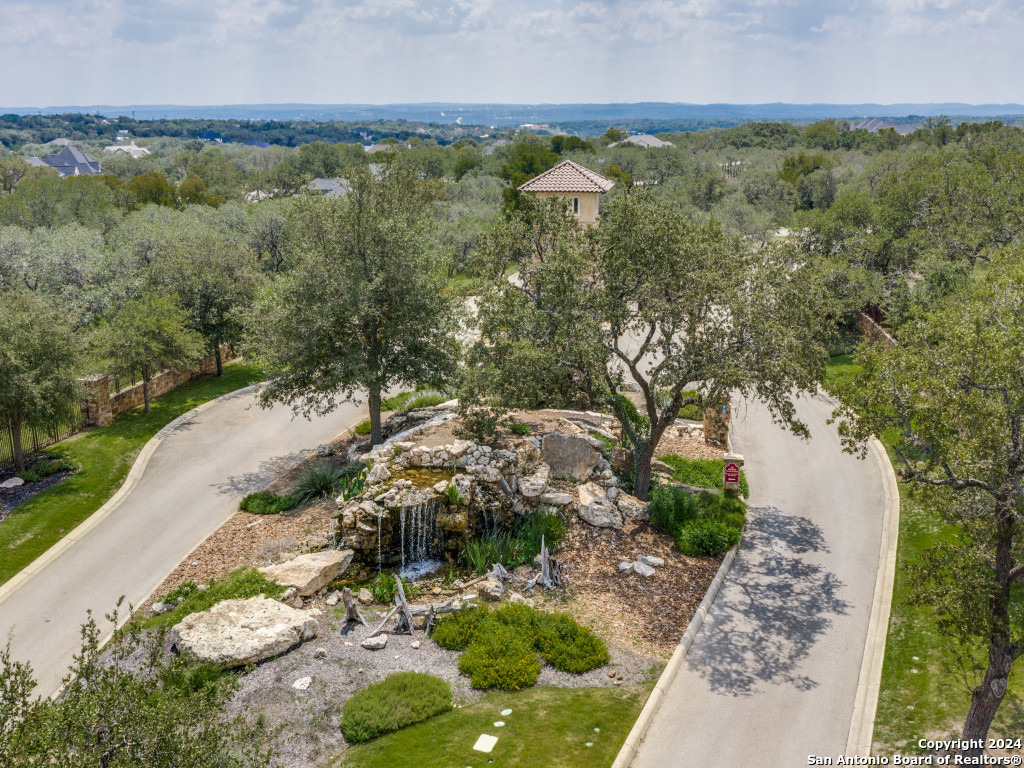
572;197;580;215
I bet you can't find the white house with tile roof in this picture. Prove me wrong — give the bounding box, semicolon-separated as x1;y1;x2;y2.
517;159;614;227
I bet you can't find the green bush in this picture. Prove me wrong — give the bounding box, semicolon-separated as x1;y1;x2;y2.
366;573;420;604
291;460;345;503
341;672;452;743
407;393;448;409
20;456;77;483
381;391;449;411
354;420;372;436
509;421;531;436
536;613;611;674
676;519;741;557
146;568;285;628
513;511;564;564
337;466;366;502
458;623;541;691
660;454;750;497
238;490;295;515
678;403;704;421
648;484;698;534
695;490;747;523
431;606;489;651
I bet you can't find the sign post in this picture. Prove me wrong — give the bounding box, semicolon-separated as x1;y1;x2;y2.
723;453;744;494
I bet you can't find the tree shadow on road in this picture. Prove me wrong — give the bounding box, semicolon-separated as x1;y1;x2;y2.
213;451;311;497
685;505;850;696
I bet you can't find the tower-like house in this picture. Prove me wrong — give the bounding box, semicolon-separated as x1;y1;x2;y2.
517;159;614;227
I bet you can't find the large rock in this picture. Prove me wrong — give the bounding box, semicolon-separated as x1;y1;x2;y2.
577;482;621;529
541;431;600;480
480;578;504;602
538;491;573;507
173;597;316;669
519;463;550;498
617;493;649;520
259;549;353;597
0;477;24;489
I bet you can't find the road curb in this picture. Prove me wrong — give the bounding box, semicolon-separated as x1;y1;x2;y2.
0;384;263;610
610;537;742;768
845;436;901;756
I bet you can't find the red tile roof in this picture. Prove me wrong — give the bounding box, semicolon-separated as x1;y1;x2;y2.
517;160;615;194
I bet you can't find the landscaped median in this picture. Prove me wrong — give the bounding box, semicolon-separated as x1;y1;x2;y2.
0;361;263;587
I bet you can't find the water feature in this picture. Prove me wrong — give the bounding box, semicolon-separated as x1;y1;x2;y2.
394;500;444;577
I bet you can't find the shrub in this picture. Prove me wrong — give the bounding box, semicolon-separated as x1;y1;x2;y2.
513;511;564;564
340;672;452;743
20;456;77;483
648;484;698;534
695;490;747;525
367;573;419;604
291;460;345;503
380;391;415;411
660;454;750;497
407;393;448;409
381;390;449;412
463;533;521;575
458;623;541;690
238;490;295;515
509;421;531;436
676;519;741;557
337;466;366;502
535;613;610;674
454;405;510;447
678;403;704;421
354;420;372;436
146;569;285;628
432;606;489;651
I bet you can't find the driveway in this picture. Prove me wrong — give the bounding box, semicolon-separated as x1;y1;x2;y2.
0;389;366;697
631;392;886;766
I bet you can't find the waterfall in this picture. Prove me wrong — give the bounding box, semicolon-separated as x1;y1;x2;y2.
396;501;444;580
400;508;406;569
376;513;382;573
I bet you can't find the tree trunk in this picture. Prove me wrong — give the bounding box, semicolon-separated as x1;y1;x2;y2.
214;345;223;376
368;386;383;446
11;413;24;473
142;365;151;414
961;515;1015;759
632;442;656;501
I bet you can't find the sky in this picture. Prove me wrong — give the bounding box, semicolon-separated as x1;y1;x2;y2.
2;0;1023;107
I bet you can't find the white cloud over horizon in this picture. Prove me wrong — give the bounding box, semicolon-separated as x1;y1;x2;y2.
1;0;1022;107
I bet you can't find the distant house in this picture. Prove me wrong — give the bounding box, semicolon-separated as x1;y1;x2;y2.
44;137;74;147
304;177;351;198
848;118;916;136
103;142;151;159
33;146;102;177
610;134;674;149
364;143;396;154
115;129;131;142
245;139;272;149
198;131;224;143
517;159;614;227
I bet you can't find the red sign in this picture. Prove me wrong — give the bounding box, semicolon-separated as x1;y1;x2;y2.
724;463;741;485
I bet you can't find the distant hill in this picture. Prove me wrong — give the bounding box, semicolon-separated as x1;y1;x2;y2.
5;102;1024;125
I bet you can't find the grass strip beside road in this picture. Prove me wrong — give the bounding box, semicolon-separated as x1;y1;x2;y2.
333;685;648;768
0;361;263;588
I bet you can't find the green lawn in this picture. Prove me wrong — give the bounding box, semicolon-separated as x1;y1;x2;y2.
0;361;263;587
823;353;862;393
333;686;648;768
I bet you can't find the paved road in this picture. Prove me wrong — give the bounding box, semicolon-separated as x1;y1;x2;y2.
0;389;365;697
632;392;886;767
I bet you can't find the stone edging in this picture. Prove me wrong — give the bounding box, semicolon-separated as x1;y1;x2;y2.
609;536;742;768
844;435;901;756
0;384;264;611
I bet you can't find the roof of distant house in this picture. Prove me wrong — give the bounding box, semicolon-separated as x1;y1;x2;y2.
305;177;351;198
245;139;272;149
44;138;73;147
517;160;615;194
25;156;47;167
849;118;917;136
103;142;150;158
485;139;512;155
611;134;674;149
40;146;101;177
364;143;396;154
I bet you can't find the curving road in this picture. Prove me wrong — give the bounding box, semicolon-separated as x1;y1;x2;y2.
631;392;887;767
0;388;366;697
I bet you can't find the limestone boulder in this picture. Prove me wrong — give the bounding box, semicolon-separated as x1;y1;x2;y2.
541;431;600;480
538;491;573;507
633;561;656;578
577;482;622;529
172;597;316;669
519;463;550;498
617;493;649;521
481;578;504;601
259;549;353;597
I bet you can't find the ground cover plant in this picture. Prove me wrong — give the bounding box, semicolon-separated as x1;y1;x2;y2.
462;511;564;575
433;603;609;690
144;568;285;629
17;455;78;483
340;672;452;743
333;685;648;768
238;490;295;515
0;361;262;587
648;484;746;557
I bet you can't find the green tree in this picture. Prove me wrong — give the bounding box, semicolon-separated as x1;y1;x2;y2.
833;252;1024;756
127;171;176;208
475;191;838;499
0;291;80;471
0;607;269;767
248;159;461;444
92;292;203;413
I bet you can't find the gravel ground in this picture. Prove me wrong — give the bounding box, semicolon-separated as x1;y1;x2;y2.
223;601;655;768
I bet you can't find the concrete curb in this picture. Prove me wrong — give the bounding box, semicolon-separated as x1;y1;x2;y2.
610;538;742;768
845;436;901;756
0;384;263;610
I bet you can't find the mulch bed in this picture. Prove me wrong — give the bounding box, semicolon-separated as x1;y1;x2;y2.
0;467;78;523
556;517;722;659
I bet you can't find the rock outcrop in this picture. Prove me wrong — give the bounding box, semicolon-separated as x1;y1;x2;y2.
576;482;622;529
542;431;600;480
259;549;354;597
173;597;316;669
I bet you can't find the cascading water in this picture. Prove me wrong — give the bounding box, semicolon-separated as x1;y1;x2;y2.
397;501;444;580
376;513;382;573
400;508;406;569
